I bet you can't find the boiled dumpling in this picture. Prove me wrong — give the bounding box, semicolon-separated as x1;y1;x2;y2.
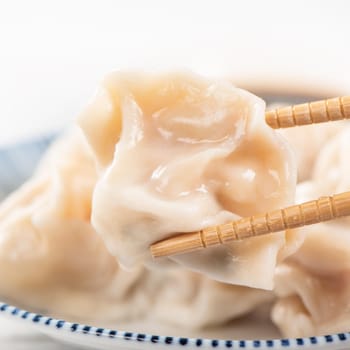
79;71;299;289
272;222;350;337
272;123;350;336
0;129;148;322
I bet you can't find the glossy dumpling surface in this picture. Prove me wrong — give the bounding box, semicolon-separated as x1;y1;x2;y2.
79;71;298;289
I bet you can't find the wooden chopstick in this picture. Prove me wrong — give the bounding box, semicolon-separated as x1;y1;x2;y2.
265;96;350;128
150;192;350;258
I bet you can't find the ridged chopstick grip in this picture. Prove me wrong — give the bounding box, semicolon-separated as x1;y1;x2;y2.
265;96;350;128
151;192;350;258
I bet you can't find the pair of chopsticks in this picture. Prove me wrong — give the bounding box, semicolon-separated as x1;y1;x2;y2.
151;96;350;259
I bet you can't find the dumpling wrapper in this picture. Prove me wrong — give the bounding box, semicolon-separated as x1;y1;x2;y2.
272;222;350;337
272;124;350;337
0;129;146;322
0;129;272;328
79;71;299;290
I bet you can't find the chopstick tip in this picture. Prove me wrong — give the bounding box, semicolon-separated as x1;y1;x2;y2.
150;231;205;258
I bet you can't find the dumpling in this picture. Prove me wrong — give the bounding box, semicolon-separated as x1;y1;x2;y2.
79;71;299;289
272;124;350;337
0;129;271;328
0;129;147;322
272;222;350;337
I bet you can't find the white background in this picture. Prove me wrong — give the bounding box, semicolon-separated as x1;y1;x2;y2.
0;0;350;146
0;1;350;348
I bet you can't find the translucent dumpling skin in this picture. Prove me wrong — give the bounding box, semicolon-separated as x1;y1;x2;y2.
272;125;350;337
0;130;144;322
272;222;350;337
79;71;298;289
